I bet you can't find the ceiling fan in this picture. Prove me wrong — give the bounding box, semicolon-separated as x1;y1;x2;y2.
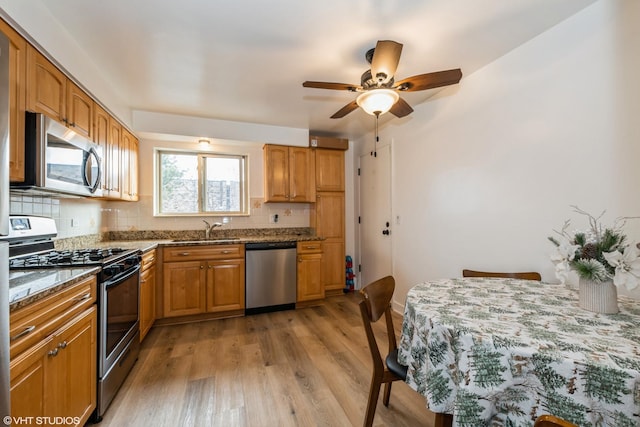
303;40;462;119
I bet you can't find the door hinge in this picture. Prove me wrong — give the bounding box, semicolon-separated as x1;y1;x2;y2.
358;216;361;224
358;264;362;272
357;168;361;176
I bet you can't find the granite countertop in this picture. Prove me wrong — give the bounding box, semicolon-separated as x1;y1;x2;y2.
9;266;100;312
11;228;322;311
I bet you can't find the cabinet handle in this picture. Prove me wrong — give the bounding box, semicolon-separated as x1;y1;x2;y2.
221;250;232;254
74;292;92;302
48;348;59;357
11;325;36;341
304;245;317;250
200;265;204;269
140;279;146;283
58;341;68;349
178;252;191;256
146;257;156;263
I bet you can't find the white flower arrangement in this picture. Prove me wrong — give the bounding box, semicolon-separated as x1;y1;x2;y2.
548;206;640;290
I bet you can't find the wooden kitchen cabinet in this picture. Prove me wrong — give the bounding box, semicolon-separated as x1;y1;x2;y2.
310;146;346;295
296;241;324;302
26;45;94;139
264;144;315;203
106;116;122;198
93;103;110;193
0;18;27;182
206;258;245;312
162;244;245;318
140;249;157;341
10;275;97;427
313;148;345;191
121;128;139;201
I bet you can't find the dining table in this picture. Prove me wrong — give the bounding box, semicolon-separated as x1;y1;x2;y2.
398;277;640;427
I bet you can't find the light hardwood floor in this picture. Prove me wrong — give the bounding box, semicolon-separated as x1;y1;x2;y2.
94;293;437;427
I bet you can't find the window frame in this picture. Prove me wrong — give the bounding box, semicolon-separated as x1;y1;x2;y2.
154;148;249;217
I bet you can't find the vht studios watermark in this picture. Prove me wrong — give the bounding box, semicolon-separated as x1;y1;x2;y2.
3;416;81;425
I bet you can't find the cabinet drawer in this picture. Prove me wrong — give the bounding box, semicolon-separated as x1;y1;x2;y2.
163;244;245;262
10;275;97;360
297;241;323;254
141;249;157;271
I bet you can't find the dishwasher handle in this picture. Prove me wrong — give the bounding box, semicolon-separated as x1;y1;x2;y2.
245;241;297;250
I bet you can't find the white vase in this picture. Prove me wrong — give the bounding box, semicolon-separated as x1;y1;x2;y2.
578;278;619;314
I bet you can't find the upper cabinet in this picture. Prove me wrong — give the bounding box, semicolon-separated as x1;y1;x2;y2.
314;149;345;192
0;19;27;183
263;145;315;203
26;45;93;139
121;128;139;201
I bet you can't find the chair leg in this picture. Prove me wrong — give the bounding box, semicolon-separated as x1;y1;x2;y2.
382;381;392;406
363;377;382;427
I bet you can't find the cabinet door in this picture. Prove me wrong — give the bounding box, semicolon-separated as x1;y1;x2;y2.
0;19;27;182
321;241;345;292
107;117;122;198
26;45;66;122
140;264;156;341
93;104;110;193
121;129;139;201
315;149;344;191
47;307;97;426
206;259;245;312
10;336;51;420
264;144;290;202
66;81;93;139
163;261;207;317
297;253;324;301
315;192;345;240
289;146;315;202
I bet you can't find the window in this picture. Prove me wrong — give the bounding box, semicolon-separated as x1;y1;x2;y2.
156;150;248;216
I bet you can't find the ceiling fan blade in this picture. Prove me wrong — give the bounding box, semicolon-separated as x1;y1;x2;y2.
395;69;462;92
389;97;413;118
330;100;359;119
370;40;403;84
303;81;359;91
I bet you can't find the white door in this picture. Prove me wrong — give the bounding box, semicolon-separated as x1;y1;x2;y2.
358;143;392;288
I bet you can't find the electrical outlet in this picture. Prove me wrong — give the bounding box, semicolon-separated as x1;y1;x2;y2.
71;218;80;227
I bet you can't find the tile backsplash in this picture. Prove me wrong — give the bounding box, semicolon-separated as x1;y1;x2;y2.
9;193;311;239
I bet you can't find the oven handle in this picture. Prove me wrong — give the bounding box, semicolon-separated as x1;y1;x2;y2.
104;264;141;289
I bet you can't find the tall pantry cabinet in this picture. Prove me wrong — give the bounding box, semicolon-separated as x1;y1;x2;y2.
310;139;347;295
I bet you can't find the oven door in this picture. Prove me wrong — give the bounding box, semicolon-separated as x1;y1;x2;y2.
100;264;140;376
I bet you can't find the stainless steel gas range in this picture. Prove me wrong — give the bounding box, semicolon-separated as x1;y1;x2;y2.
5;215;140;421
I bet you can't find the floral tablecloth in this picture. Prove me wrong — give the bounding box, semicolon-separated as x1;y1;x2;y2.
398;278;640;427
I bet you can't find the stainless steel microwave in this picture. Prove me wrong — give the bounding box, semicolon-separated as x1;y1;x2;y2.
11;112;102;197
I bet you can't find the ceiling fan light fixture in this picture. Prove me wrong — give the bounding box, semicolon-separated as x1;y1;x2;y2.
356;89;399;116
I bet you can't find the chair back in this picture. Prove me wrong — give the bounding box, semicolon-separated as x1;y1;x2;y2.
359;276;398;365
462;269;541;281
534;415;578;427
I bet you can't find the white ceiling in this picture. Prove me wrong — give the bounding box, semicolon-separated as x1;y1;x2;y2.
32;0;597;140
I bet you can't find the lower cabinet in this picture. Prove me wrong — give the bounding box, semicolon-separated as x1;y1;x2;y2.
162;244;245;318
139;249;157;341
10;305;97;426
297;241;324;302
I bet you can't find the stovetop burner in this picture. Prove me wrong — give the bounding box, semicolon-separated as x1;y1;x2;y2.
9;247;131;269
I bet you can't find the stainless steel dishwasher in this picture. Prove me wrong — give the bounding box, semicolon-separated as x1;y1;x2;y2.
245;241;297;314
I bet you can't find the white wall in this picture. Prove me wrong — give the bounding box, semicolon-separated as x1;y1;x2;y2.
353;0;640;308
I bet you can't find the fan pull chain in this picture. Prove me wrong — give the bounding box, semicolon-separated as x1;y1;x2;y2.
371;113;379;157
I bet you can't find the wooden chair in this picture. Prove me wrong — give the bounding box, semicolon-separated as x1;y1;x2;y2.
462;269;541;281
534;415;578;427
358;276;407;427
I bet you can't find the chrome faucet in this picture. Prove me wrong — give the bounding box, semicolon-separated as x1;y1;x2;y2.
203;219;223;239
